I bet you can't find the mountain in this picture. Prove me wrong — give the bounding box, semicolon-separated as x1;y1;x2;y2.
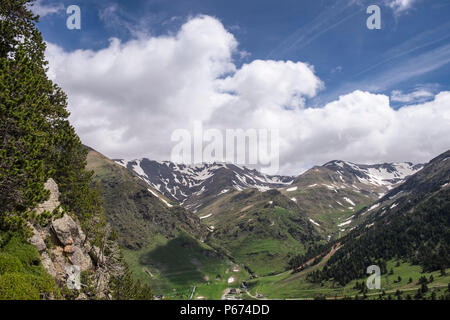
87;148;208;249
114;156;422;239
280;160;422;236
114;158;293;210
304;150;450;285
87;148;249;298
197;188;321;276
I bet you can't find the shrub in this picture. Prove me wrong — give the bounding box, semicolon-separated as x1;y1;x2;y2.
2;236;41;274
0;273;40;300
0;253;24;275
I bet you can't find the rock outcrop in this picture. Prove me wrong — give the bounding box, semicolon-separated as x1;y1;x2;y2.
27;178;122;299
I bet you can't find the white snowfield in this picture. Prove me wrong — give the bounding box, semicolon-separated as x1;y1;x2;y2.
338;220;352;227
343;197;355;206
200;213;212;220
147;188;173;207
116;159;294;202
355;162;421;186
309;218;320;226
286;186;298;192
325;160;422;187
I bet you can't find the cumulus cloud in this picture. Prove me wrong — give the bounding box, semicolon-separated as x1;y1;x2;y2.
46;15;450;175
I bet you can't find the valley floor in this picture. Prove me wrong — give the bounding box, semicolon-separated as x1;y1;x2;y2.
123;235;450;300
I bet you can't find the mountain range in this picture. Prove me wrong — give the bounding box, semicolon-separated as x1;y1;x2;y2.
79;149;450;300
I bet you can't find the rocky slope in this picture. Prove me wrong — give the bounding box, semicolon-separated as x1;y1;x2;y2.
114;158;293;211
307;149;450;285
27;178;123;299
279;160;422;235
197;188;320;276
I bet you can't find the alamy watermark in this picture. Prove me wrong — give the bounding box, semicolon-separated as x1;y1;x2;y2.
66;5;81;30
66;265;81;290
366;265;381;290
171;122;280;175
367;5;381;30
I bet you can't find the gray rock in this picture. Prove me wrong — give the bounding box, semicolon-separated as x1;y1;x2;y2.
28;224;47;252
51;214;84;246
40;252;57;278
35;178;61;215
89;246;105;266
68;246;93;271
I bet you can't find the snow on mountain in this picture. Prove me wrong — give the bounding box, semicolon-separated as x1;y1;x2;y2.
113;158;294;208
323;160;423;188
114;156;422;212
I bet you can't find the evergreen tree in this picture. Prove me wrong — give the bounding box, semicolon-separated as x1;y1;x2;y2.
0;0;153;300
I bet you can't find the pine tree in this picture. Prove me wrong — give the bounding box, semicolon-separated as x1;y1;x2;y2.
1;0;154;300
0;0;103;235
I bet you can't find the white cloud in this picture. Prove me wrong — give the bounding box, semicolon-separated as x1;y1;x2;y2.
46;15;238;160
30;0;64;17
46;15;450;175
391;88;434;103
386;0;415;15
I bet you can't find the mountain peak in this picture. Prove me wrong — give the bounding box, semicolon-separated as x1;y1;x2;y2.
114;158;294;210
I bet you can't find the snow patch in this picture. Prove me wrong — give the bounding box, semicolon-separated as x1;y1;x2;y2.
338;220;352;227
343;197;355;206
147;188;173;207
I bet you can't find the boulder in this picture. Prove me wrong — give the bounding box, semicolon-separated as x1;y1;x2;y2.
51;214;84;246
68;246;93;271
88;246;105;266
28;224;47;252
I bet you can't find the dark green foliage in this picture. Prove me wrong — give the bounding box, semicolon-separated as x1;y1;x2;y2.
0;0;104;235
0;0;152;300
0;232;60;299
2;236;41;274
109;265;153;300
306;151;450;286
0;252;23;274
0;272;40;299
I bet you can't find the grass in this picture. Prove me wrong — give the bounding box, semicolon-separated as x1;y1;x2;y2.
122;232;249;299
228;236;304;276
246;259;450;300
0;233;60;300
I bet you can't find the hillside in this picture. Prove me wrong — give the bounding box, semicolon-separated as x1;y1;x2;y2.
280;161;422;236
86;148;207;249
197;188;321;276
87;148;247;298
303;149;450;286
244;150;449;300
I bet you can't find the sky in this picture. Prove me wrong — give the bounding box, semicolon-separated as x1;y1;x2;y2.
30;0;450;175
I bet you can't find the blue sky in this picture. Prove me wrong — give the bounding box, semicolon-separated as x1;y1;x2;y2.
32;0;450;174
34;0;450;106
